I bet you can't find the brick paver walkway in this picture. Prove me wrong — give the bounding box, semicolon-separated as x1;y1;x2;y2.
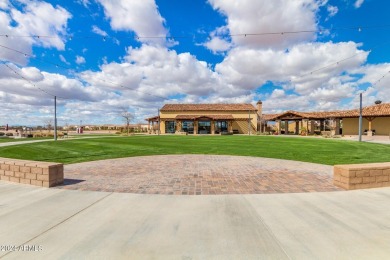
55;155;343;195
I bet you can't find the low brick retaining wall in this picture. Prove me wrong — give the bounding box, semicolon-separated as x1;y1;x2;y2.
334;162;390;190
0;158;63;187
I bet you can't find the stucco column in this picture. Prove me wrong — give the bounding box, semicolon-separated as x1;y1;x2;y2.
193;121;198;135
310;120;315;134
228;121;233;133
285;120;289;135
277;120;281;135
295;121;300;135
211;120;215;134
335;119;341;135
367;119;373;136
176;121;181;133
160;120;165;134
320;120;325;131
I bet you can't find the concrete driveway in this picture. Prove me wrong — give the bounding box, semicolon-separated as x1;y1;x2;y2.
1;181;390;259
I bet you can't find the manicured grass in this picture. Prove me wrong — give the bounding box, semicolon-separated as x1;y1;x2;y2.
0;137;51;143
0;135;388;165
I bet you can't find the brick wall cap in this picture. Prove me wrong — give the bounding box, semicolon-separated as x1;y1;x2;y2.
334;162;390;170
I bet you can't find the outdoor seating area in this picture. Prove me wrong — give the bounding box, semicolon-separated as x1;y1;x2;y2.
364;129;376;135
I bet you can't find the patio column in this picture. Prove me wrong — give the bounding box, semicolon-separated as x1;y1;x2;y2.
176;120;182;133
295;121;300;135
335;119;341;135
151;121;154;134
211;120;215;134
310;120;315;134
320;120;325;131
194;121;198;135
285;120;289;135
228;121;233;133
367;117;375;136
277;120;281;135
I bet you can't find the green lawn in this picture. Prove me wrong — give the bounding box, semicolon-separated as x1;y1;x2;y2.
0;135;388;165
0;137;52;143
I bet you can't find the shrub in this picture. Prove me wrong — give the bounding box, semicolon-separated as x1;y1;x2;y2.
0;132;4;136
5;133;13;136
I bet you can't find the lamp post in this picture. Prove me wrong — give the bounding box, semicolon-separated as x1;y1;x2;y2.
54;96;57;141
358;93;363;142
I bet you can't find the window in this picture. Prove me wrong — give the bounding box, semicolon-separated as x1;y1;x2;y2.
182;121;194;134
165;121;176;133
215;121;228;133
198;121;211;134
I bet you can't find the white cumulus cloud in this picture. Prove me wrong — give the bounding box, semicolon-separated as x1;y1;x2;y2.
0;0;71;65
327;5;338;17
354;0;364;8
92;25;107;37
75;55;86;64
204;37;231;54
207;0;320;49
97;0;167;45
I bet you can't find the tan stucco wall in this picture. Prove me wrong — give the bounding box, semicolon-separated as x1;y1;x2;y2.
232;121;256;134
160;120;166;133
159;110;257;134
342;117;390;135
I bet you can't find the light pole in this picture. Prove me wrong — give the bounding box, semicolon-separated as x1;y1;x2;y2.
54;96;57;141
358;93;363;142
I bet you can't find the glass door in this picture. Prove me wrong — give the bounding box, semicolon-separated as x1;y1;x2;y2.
198;121;211;134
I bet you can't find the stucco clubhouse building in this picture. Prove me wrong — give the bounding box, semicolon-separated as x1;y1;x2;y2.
147;103;259;134
146;102;390;136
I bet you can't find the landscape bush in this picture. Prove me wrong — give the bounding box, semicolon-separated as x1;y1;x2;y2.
0;132;4;136
5;133;13;136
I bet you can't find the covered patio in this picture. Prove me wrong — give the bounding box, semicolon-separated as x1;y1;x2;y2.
264;111;342;136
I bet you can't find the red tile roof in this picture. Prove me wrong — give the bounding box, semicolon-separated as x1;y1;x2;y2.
160;103;257;112
145;116;159;121
263;103;390;120
175;115;235;120
261;114;279;121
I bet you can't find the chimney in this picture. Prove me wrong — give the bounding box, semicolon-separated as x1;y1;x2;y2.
256;100;263;117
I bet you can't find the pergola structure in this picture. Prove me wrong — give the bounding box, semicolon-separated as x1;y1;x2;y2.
264;111;342;135
262;103;390;136
145;116;160;134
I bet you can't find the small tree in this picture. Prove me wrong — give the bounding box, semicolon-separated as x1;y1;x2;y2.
121;111;134;136
45;119;53;133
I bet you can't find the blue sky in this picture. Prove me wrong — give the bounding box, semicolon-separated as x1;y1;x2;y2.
0;0;389;126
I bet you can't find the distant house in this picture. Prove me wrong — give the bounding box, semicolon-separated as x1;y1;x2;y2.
146;103;261;134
